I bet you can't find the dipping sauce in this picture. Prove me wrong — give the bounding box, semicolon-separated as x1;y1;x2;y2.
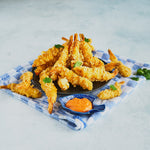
65;98;92;112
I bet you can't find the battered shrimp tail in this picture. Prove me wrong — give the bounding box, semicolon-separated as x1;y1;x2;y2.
108;49;132;77
79;33;85;41
62;37;69;42
108;49;118;62
0;85;9;89
48;101;53;114
102;69;118;82
118;81;125;86
105;62;120;72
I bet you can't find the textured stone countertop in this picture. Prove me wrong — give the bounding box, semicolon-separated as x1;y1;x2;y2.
0;0;150;150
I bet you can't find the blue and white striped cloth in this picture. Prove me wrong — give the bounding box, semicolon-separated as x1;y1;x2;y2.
0;50;149;130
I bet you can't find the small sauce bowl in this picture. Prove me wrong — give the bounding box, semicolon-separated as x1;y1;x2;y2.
58;94;105;115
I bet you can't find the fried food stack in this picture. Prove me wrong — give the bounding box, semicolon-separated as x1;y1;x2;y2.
32;33;121;113
0;33;132;114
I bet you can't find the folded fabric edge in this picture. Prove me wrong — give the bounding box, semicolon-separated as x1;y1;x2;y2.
86;76;146;128
0;50;150;131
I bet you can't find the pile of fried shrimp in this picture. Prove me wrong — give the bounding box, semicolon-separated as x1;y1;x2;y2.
0;33;132;114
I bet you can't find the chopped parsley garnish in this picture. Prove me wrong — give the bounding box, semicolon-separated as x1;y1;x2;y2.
136;68;144;76
84;37;90;43
130;77;139;81
110;85;117;90
73;61;82;68
145;73;150;80
136;68;150;80
43;77;52;83
54;44;64;49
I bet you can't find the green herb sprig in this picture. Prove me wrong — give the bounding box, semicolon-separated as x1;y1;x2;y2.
136;68;150;80
54;44;64;49
84;37;90;43
130;77;139;81
43;77;52;83
73;61;82;68
110;85;117;90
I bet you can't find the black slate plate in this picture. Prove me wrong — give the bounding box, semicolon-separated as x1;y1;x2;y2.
31;60;110;95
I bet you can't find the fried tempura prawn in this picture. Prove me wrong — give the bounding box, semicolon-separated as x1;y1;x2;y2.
39;66;57;113
39;73;57;114
97;81;125;100
57;77;70;91
0;72;42;98
34;64;50;76
108;49;131;77
32;46;62;67
105;62;120;72
0;83;42;98
39;44;69;81
65;35;74;67
53;45;69;67
49;45;69;81
79;33;95;51
70;40;83;68
17;71;33;88
79;39;104;67
50;66;93;90
73;66;118;82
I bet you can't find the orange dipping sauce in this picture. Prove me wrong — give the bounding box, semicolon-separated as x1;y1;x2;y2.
65;98;92;112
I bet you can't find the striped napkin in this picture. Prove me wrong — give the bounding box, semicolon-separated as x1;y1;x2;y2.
0;50;149;130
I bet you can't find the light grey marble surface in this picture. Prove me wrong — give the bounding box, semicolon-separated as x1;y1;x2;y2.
0;0;150;150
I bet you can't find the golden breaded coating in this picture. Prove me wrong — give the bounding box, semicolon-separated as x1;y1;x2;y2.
79;34;95;51
0;83;42;98
17;71;33;88
39;73;57;114
34;64;50;76
62;37;69;42
73;66;118;82
50;45;69;81
97;81;125;100
53;45;69;67
105;62;120;72
1;33;130;115
66;35;74;68
70;40;83;68
88;38;95;51
39;66;52;79
57;77;70;91
80;40;104;67
39;44;69;80
69;33;84;66
83;56;104;68
32;47;62;67
108;49;131;77
0;72;42;98
50;65;93;91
